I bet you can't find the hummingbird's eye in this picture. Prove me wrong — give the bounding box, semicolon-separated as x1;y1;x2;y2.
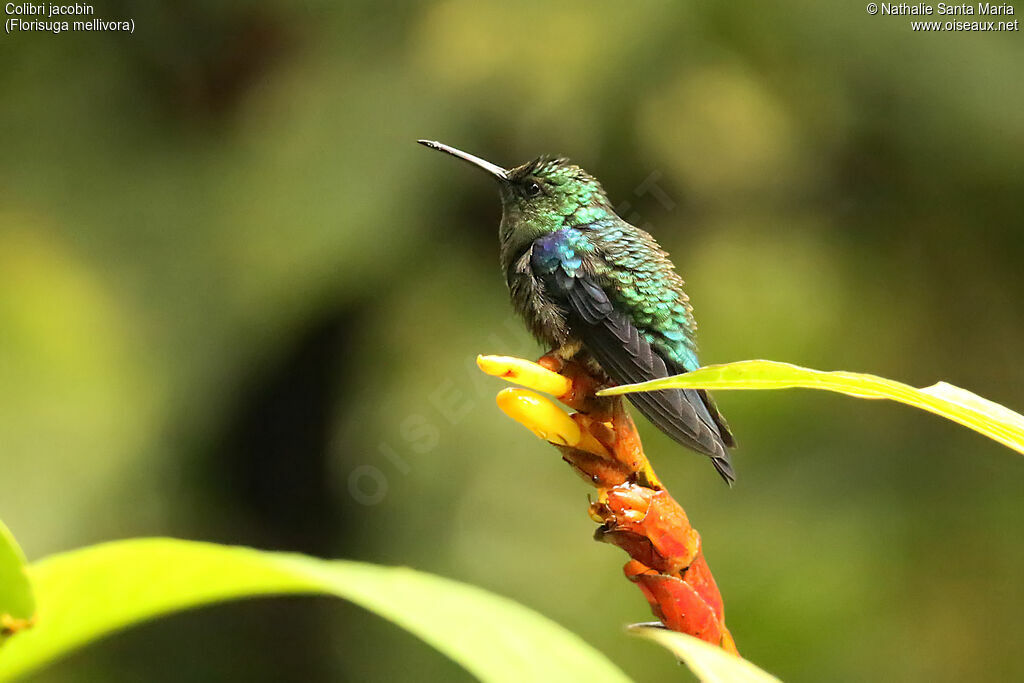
524;181;543;198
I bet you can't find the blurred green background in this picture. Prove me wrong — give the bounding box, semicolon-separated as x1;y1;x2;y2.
2;1;1022;681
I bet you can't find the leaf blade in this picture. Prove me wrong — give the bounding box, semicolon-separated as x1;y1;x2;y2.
0;521;34;633
0;538;631;683
629;626;781;683
598;360;1024;455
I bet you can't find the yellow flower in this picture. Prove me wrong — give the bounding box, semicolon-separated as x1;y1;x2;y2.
495;388;581;446
477;355;571;397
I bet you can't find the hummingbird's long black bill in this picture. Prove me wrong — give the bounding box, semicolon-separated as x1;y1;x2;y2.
417;140;508;181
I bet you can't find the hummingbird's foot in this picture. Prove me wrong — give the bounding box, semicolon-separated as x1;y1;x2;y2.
536;352;564;374
538;354;610;414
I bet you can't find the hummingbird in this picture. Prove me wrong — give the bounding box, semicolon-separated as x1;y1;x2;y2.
419;140;736;483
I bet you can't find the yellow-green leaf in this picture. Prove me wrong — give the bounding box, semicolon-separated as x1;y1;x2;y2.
629;626;781;683
598;360;1024;455
0;538;631;683
0;521;34;636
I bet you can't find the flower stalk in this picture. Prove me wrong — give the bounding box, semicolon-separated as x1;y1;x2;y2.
478;354;737;654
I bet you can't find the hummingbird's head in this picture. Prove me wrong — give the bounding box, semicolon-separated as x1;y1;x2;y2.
418;140;614;263
498;156;612;232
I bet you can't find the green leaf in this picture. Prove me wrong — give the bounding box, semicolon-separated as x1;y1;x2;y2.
629;626;780;683
0;538;631;683
0;521;34;635
598;360;1024;455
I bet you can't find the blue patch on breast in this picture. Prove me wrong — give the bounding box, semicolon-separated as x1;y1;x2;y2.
532;229;588;277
